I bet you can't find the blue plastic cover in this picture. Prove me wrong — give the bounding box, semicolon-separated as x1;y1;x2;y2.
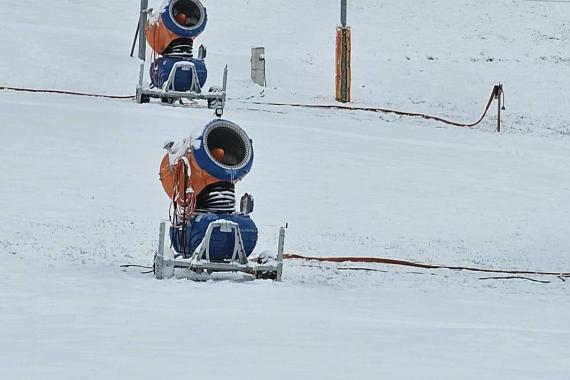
170;213;258;261
150;56;207;91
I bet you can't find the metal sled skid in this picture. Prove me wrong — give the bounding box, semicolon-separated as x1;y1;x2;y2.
154;220;285;281
135;63;227;116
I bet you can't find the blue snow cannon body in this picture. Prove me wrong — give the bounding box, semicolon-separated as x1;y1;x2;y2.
170;213;258;261
150;57;207;92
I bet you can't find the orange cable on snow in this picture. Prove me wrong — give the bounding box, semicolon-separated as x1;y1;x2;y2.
244;84;504;129
2;84;504;129
283;253;570;277
0;86;135;99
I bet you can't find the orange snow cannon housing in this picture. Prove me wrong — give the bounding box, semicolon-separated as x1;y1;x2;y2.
145;0;208;55
159;119;254;212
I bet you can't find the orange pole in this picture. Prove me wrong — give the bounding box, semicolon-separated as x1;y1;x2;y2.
335;26;351;103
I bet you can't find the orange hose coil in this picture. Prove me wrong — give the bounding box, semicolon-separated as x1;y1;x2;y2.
159;153;218;209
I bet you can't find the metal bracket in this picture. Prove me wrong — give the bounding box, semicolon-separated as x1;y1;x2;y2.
161;61;202;95
153;220;285;281
191;220;248;264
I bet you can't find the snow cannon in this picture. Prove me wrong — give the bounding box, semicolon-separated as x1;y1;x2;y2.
145;0;208;55
133;0;226;116
159;119;256;261
147;0;208;94
154;119;286;281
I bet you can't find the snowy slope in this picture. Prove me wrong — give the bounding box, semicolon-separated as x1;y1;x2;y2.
2;255;569;380
1;0;570;379
2;0;570;135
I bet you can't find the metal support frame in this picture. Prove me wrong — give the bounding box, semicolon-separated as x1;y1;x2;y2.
134;0;227;117
162;61;203;94
192;220;248;264
154;220;285;281
494;83;505;133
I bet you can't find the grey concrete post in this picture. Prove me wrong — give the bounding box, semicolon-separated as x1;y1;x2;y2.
251;47;266;87
138;0;148;61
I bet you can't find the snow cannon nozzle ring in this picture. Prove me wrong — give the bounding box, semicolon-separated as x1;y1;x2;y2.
146;0;208;55
192;119;254;182
164;0;207;37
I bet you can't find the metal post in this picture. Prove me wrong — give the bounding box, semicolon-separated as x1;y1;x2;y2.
221;65;228;109
130;20;140;58
341;0;347;26
136;0;149;97
497;95;501;133
154;222;166;279
494;84;503;133
138;0;148;61
276;226;286;281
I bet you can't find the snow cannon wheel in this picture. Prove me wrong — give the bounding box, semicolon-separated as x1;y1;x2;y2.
161;97;176;105
136;89;150;104
207;86;222;110
255;270;278;280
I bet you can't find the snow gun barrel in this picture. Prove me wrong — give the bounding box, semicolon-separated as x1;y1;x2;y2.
159;119;254;206
145;0;208;55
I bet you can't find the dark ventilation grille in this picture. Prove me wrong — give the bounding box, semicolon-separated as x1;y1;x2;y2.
195;182;236;213
206;126;248;167
171;0;202;28
164;38;193;57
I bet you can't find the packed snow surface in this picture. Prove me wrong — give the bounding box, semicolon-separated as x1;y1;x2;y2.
1;0;569;379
